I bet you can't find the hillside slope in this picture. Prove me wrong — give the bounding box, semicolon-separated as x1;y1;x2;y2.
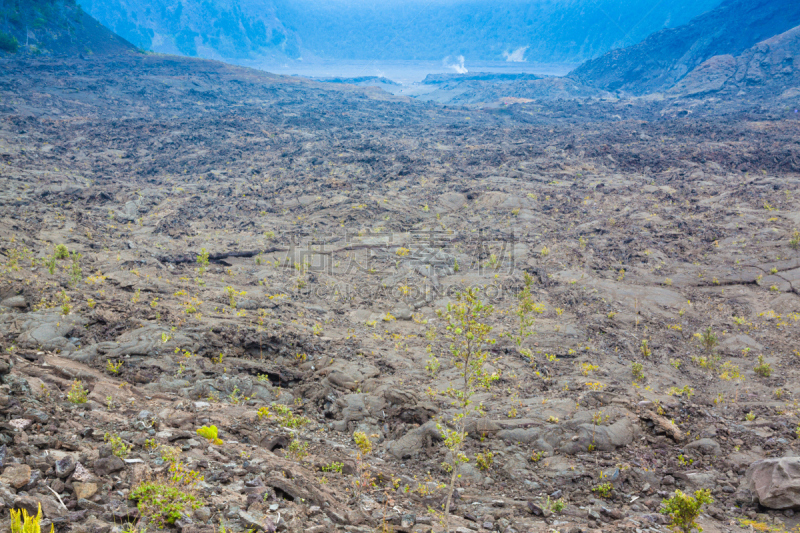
669;25;800;97
570;0;800;94
0;0;133;56
273;0;721;63
77;0;721;64
76;0;299;60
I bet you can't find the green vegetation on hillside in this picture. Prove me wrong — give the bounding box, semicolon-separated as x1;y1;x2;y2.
0;0;132;55
77;0;722;63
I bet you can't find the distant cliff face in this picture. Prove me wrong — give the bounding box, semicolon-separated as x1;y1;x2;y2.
0;0;133;56
570;0;800;94
76;0;721;64
76;0;300;60
669;25;800;97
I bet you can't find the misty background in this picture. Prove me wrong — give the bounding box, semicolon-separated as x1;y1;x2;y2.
75;0;722;78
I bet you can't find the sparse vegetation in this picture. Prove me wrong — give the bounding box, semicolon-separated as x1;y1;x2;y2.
476;450;494;471
631;361;644;381
130;482;201;527
257;403;311;428
5;41;800;533
593;482;613;498
104;432;131;458
753;355;772;377
106;359;123;374
433;288;498;533
197;248;210;273
287;438;310;461
196;425;223;445
661;489;713;533
640;339;651;357
352;431;373;497
698;327;718;353
11;503;52;533
67;380;88;404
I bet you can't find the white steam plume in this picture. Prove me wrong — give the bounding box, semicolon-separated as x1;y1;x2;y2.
503;46;529;62
443;55;468;74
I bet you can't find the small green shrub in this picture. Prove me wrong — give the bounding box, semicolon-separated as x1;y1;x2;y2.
104;432;131;458
258;404;310;429
640;339;651;358
661;489;713;533
54;244;69;259
67;380;88;404
44;255;57;275
286;439;309;461
69;252;83;286
196;248;209;273
11;502;53;533
476;450;494;471
130;482;200;527
753;355;772;377
593;482;613;498
106;359;123;374
321;462;344;473
543;495;566;513
632;362;644;381
196;425;223;445
699;327;717;353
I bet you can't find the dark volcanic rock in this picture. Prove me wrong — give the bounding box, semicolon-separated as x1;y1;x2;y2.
571;0;800;94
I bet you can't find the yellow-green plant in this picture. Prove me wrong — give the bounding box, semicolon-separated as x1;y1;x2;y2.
640;339;651;358
224;286;246;308
106;359;123;374
69;252;82;286
632;362;645;381
196;425;223;445
790;229;800;250
104;432;131;458
699;327;718;353
287;439;309;461
505;272;544;364
593;482;613;498
11;503;54;533
321;462;344;473
753;355;772;377
476;450;494;471
425;354;441;377
258;404;310;429
543;495;566;513
197;248;210;273
352;431;373;497
54;244;69;259
667;385;695;399
434;288;499;533
661;489;713;533
67;380;88;404
130;482;201;527
44;255;57;275
580;362;599;376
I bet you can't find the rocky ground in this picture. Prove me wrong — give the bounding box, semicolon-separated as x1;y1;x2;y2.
1;52;800;533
